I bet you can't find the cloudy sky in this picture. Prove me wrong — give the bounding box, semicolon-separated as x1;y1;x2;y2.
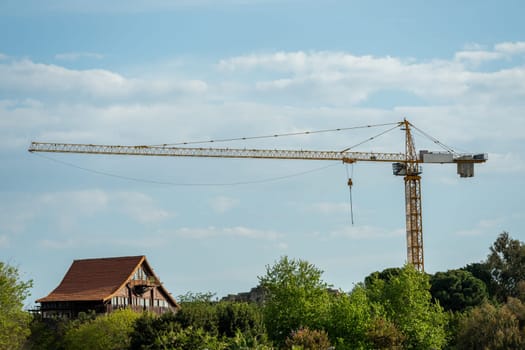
1;0;524;305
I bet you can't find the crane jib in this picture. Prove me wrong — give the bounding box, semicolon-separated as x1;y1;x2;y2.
28;142;407;163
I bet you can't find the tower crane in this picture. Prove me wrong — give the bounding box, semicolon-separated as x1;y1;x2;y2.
28;119;487;271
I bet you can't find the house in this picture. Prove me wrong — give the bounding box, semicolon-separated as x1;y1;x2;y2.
36;255;179;318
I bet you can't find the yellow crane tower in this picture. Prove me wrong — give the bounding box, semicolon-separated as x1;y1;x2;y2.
28;119;487;271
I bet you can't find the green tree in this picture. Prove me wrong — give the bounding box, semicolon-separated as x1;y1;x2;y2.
63;308;139;350
430;269;488;312
173;295;219;336
215;301;266;341
487;232;525;301
130;312;178;350
26;317;70;350
457;301;524;349
364;267;402;287
0;261;33;350
130;301;268;349
365;265;447;349
462;262;499;300
258;256;330;346
326;285;373;349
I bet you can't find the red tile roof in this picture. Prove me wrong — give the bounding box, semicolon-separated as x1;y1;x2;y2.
37;255;177;307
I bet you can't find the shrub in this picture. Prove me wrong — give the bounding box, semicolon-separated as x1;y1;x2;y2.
284;328;331;350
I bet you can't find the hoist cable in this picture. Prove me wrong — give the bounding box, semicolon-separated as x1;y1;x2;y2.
345;163;354;225
32;152;340;186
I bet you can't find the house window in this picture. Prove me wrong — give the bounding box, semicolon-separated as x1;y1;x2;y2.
156;299;167;308
132;267;148;281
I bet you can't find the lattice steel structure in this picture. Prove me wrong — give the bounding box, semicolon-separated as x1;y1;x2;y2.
29;119;487;271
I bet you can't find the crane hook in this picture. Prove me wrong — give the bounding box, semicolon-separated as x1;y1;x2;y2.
345;164;355;225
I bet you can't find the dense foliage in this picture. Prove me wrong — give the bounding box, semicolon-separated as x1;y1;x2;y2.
64;309;139;350
430;269;488;311
456;299;525;349
258;256;331;346
0;261;33;350
487;231;525;301
366;264;447;349
12;231;525;349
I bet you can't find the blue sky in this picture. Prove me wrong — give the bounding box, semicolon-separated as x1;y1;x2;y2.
1;0;524;305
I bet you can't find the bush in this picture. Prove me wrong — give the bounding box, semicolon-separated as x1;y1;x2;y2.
365;317;405;350
63;308;139;350
284;327;331;350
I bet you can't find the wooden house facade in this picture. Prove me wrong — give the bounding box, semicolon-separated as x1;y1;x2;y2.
36;255;179;318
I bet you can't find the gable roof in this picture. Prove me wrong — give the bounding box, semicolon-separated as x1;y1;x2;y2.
37;255;178;307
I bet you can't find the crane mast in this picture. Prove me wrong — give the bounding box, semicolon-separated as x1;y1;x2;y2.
403;120;424;271
28;119;487;271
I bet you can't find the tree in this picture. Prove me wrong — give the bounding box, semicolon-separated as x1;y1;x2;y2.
0;261;33;350
63;308;139;350
173;293;219;336
364;267;402;287
258;256;331;346
456;301;524;349
365;265;447;349
215;301;266;341
430;269;488;312
326;285;373;349
487;232;525;301
462;262;499;299
130;300;267;349
26;317;70;350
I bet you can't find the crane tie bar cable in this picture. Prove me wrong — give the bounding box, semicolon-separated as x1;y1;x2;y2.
151;122;399;147
340;124;401;153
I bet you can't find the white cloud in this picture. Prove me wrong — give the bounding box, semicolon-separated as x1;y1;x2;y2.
55;52;104;61
171;226;281;240
330;225;404;239
36;190;110;232
116;192;172;223
0;207;35;235
40;238;76;249
276;242;288;250
0;190;172;235
209;196;240;213
456;218;502;236
1;0;277;14
39;189;109;215
454;41;525;65
309;202;350;215
494;41;525;55
1;42;524;157
0;235;8;248
454;50;503;64
217;49;525;106
0;59;207;102
483;153;525;174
